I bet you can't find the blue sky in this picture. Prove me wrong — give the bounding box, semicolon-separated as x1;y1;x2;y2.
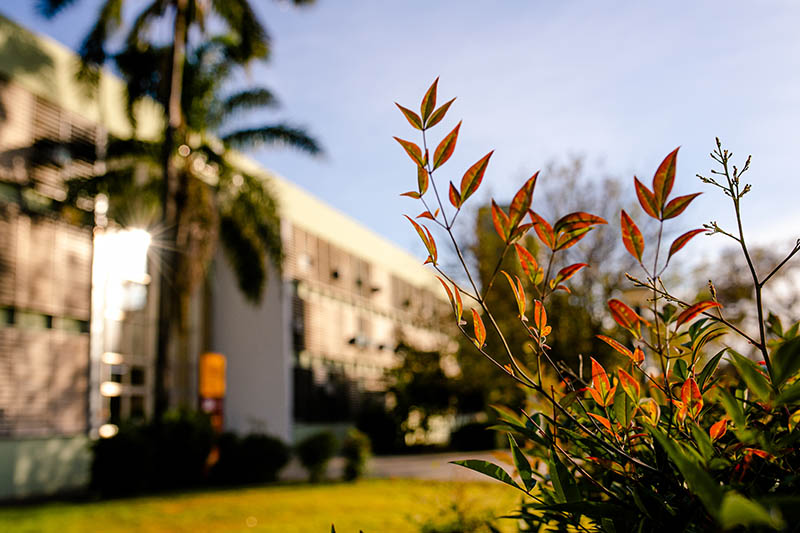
4;0;799;263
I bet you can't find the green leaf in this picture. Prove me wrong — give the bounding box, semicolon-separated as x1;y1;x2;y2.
728;350;774;403
689;423;714;463
719;492;784;531
450;459;520;491
776;379;800;407
673;359;688;382
508;435;536;492
650;427;723;518
772;337;800;388
697;349;726;391
549;448;579;504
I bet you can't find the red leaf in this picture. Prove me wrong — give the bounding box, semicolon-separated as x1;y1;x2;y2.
501;271;526;318
449;181;461;208
460;151;493;202
416;211;436;220
508;172;539;230
618;368;640;401
555;227;594;251
420;77;438;124
423;226;437;265
676;301;721;327
393;137;425;167
426;97;456;129
653;147;679;209
400;191;421;199
528;210;555;249
596;334;633;361
668;229;705;261
709;418;727;441
640;398;660;425
554;211;607;233
663;192;701;220
680;377;703;419
533;300;547;333
395;103;423;130
417;166;429;195
508;223;533;244
405;214;429;248
608;299;641;337
552;263;587;287
632;347;645;364
492;200;510;241
634;176;660;219
515;244;538;279
472;309;486;348
591;357;610;397
453;284;463;323
432;121;461;170
436;276;455;316
588;412;612;431
620;210;645;262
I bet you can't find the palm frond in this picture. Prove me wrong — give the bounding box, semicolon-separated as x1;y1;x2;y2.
217;169;283;302
222;124;321;156
211;0;270;62
222;88;279;119
36;0;79;18
76;0;124;86
126;0;171;48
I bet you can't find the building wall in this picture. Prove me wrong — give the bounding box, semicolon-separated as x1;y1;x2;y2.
210;257;292;441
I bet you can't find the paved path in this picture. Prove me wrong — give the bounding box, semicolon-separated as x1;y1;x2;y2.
281;450;502;482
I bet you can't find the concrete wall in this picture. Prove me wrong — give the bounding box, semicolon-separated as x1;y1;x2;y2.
210;256;292;442
0;435;90;500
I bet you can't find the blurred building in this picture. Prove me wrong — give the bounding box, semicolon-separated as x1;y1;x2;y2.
0;16;448;498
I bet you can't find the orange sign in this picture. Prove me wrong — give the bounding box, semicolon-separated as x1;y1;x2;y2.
199;352;226;399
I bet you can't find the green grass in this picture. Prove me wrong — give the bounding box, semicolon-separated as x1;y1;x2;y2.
0;479;522;533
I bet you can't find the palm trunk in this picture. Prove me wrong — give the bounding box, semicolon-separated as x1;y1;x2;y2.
155;0;189;418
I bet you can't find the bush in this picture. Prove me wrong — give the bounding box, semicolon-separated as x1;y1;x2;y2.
239;433;290;483
210;432;290;485
341;428;371;481
209;432;242;485
90;421;153;497
90;410;212;496
449;422;495;452
355;401;404;455
151;410;214;489
394;80;800;531
295;431;337;483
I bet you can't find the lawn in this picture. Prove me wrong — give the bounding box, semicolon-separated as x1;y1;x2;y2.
0;479;523;533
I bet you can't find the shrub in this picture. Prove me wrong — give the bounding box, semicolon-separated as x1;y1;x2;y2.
449;422;495;452
394;80;800;531
341;428;371;481
90;410;212;496
295;431;337;483
151;409;214;489
209;432;243;485
239;433;290;483
90;421;153;497
356;401;404;455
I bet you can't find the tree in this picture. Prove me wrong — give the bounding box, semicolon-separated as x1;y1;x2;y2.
39;0;318;413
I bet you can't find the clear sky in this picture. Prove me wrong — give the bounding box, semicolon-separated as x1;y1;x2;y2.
3;0;799;264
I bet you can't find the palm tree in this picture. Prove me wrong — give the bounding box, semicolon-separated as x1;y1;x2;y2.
38;0;318;414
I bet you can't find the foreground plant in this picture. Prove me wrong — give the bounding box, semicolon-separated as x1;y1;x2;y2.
395;80;800;532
